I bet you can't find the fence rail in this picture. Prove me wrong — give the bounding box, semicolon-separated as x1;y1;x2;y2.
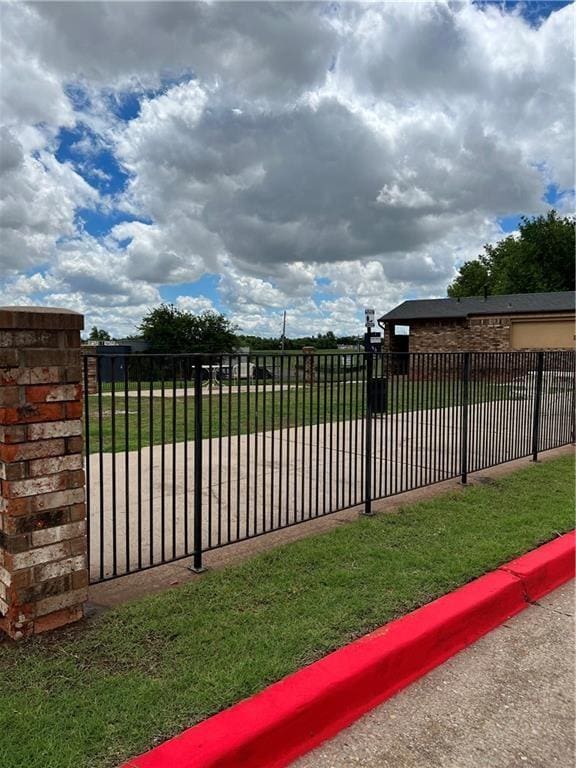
83;350;575;583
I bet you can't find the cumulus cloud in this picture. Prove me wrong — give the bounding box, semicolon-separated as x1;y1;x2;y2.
0;0;572;337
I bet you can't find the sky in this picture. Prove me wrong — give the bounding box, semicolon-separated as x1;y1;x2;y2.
0;1;573;339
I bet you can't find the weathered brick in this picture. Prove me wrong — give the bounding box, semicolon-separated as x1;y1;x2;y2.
0;438;65;463
4;472;73;499
17;573;73;604
31;520;86;547
65;401;83;419
20;349;80;368
10;569;32;589
0;308;83;332
0;348;19;367
0;424;27;443
0;367;30;386
69;503;85;522
30;487;84;513
65;435;84;454
33;554;85;583
0;496;31;517
35;587;88;617
0;387;21;407
28;366;61;384
28;453;83;478
11;507;69;534
71;569;88;589
33;605;84;634
0;402;65;425
0;461;27;481
10;541;69;570
0;330;61;348
68;536;87;557
64;366;83;383
26;384;80;403
0;564;11;586
27;419;82;440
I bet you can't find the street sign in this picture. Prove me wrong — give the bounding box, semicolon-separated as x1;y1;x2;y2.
364;308;375;328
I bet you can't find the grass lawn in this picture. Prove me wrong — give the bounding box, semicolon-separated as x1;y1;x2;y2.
85;378;503;454
1;454;573;768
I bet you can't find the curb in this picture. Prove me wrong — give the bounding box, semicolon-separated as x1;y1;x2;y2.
123;531;575;768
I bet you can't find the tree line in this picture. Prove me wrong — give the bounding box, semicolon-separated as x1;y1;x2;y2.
87;305;361;353
448;210;574;298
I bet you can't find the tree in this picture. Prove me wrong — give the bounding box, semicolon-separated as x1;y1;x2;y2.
447;260;490;298
138;304;238;354
448;210;575;297
88;326;112;341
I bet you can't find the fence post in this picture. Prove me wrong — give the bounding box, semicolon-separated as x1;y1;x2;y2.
0;306;88;639
571;352;576;445
302;346;315;385
190;359;205;572
363;338;374;516
460;352;470;484
531;351;544;462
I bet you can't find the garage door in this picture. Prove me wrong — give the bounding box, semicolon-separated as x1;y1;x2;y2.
511;319;575;350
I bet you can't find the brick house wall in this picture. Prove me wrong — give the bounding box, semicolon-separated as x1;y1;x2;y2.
408;317;511;353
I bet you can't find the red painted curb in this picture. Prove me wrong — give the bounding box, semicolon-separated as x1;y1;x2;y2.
123;533;575;768
501;531;575;602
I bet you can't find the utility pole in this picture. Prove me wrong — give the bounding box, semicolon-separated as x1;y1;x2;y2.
280;309;287;354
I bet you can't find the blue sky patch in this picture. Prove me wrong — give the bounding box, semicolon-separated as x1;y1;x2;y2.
474;0;573;25
160;275;221;308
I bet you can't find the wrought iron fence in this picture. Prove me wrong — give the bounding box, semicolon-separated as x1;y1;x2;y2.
83;350;575;583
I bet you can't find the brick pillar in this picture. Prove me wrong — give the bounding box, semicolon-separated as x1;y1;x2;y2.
0;307;87;639
302;346;316;384
81;347;98;394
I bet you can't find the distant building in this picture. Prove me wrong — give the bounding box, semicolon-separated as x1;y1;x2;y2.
379;291;575;354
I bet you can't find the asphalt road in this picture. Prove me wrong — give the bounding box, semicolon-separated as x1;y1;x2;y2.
293;582;575;768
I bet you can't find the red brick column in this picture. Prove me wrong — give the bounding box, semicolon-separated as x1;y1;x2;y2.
0;307;87;639
81;347;98;394
302;346;316;384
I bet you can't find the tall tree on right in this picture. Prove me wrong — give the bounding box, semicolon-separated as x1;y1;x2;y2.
448;210;575;298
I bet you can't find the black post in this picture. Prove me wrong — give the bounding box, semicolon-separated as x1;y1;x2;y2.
532;351;544;462
190;359;205;572
461;352;470;484
571;357;576;445
364;331;374;516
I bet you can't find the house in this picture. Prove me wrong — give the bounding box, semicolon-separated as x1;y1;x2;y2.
379;291;575;354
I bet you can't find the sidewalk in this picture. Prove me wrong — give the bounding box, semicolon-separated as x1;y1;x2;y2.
293;582;575;768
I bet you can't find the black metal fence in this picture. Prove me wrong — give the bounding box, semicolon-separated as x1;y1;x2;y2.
83;350;575;583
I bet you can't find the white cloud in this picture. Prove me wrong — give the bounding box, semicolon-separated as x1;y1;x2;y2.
0;0;572;338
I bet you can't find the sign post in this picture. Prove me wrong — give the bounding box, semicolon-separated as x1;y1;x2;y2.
364;308;375;352
363;308;375;516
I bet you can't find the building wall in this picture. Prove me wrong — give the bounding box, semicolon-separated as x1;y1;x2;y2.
407;313;574;353
407;318;511;352
510;316;574;350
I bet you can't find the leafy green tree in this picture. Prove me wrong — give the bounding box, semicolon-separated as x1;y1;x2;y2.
448;210;575;297
88;326;112;341
138;304;238;354
447;260;490;298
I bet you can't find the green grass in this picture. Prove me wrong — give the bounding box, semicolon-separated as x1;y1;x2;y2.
1;454;573;768
85;379;503;454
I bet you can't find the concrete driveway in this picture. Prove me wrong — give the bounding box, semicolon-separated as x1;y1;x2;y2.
86;392;571;581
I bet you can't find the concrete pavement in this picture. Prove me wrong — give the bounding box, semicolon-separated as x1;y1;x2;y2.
293;582;575;768
86;393;573;581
